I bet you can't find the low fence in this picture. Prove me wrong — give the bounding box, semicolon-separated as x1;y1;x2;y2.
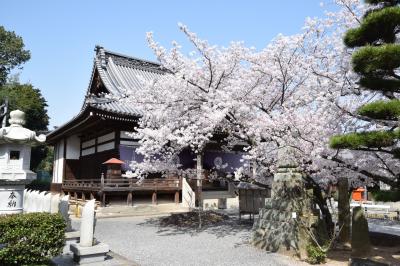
63;177;181;192
62;177;182;207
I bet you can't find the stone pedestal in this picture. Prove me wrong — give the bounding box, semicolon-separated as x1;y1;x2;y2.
0;180;28;214
63;230;80;254
251;148;320;259
70;242;109;264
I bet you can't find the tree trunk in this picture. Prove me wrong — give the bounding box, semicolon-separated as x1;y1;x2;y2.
196;153;203;209
311;180;335;237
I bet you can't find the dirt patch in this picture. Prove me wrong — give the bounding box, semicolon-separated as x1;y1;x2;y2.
159;211;229;228
326;232;400;265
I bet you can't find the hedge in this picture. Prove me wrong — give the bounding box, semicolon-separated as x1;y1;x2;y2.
26;179;51;192
0;212;66;265
371;190;400;202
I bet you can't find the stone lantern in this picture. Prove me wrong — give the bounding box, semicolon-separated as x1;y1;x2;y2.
0;110;46;214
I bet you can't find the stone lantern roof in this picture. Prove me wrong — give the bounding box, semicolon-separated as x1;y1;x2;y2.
0;110;46;146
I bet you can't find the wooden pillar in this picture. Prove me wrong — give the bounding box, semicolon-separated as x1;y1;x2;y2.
174;191;180;204
127;192;133;206
152;192;157;205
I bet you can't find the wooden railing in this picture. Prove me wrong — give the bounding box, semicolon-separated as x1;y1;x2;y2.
62;177;182;192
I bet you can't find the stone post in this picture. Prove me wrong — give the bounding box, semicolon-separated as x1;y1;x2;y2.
43;192;52;213
59;194;72;231
338;177;351;247
80;199;96;247
50;193;60;214
351;206;371;258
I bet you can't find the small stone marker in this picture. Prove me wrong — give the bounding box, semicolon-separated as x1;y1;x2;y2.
59;195;72;231
38;191;47;212
30;190;39;213
50;193;60;214
23;189;30;212
70;199;109;264
351;206;371;258
43;192;52;213
79;199;95;247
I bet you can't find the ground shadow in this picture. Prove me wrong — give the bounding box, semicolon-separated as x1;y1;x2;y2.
137;212;255;245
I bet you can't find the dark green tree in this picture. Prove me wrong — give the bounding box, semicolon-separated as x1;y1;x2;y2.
330;0;400;188
0;26;30;85
0;82;49;131
0;82;50;171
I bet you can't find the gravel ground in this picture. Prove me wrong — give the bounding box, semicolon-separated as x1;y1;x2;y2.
73;215;307;266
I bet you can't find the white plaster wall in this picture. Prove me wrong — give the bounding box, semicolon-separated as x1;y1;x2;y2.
81;147;95;156
52;139;64;184
66;135;80;160
97;141;115;152
98;132;115;143
82;139;95;148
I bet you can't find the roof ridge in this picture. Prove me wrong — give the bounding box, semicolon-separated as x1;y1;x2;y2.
95;45;161;66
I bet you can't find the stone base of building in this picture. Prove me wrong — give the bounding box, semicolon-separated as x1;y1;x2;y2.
70;242;109;264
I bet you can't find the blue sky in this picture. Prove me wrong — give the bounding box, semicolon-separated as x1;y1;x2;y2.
1;0;329;129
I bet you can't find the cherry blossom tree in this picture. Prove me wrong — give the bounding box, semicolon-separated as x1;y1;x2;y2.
126;0;361;178
122;0;400;228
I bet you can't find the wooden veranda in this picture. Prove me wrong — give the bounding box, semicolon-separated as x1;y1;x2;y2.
62;176;182;206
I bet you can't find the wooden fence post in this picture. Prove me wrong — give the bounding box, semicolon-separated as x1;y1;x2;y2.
127;192;133;206
152;192;157;205
175;191;180;204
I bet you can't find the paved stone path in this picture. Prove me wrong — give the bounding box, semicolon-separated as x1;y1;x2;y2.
368;219;400;236
73;215;307;266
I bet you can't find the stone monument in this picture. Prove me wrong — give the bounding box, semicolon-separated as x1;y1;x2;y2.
50;193;60;214
338;177;351;247
351;206;371;258
251;146;320;259
0;110;46;214
70;199;109;264
59;195;72;231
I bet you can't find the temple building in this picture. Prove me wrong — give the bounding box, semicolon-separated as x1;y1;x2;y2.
47;46;248;206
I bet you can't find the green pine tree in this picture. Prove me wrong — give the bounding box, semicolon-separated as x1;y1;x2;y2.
330;0;400;188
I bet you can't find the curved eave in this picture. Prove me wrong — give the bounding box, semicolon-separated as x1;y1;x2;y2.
46;106;139;144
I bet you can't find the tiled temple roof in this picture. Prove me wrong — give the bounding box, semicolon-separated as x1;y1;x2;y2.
47;46;163;141
84;46;165;116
